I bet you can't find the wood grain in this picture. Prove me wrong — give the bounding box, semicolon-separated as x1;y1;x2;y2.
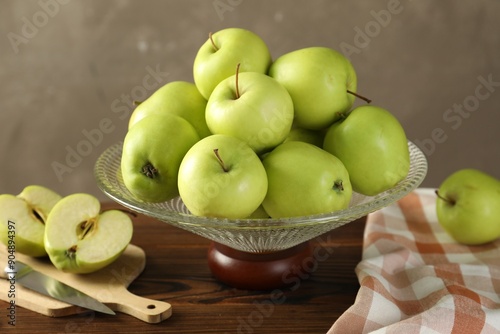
0;243;172;323
0;202;365;333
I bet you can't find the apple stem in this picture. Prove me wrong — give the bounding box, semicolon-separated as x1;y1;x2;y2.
209;32;219;51
133;100;143;106
347;90;372;103
213;149;229;172
235;63;241;99
435;190;456;205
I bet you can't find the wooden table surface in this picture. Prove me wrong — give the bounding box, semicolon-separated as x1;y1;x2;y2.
1;203;366;334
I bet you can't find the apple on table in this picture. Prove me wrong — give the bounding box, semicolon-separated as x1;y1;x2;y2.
44;193;134;274
0;185;62;257
436;168;500;245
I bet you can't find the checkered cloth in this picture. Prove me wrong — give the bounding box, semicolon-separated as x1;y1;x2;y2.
328;188;500;334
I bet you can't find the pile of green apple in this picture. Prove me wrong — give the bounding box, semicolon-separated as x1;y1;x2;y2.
120;27;411;219
0;185;133;274
436;169;500;245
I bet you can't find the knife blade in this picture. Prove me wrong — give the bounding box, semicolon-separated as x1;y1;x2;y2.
4;261;115;315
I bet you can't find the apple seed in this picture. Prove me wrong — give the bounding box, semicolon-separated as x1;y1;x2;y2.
66;245;77;259
78;219;96;240
141;162;159;179
30;207;46;225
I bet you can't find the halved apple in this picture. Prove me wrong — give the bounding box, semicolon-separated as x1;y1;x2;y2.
0;185;62;257
44;193;133;274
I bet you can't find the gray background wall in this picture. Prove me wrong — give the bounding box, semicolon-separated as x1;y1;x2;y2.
1;0;499;201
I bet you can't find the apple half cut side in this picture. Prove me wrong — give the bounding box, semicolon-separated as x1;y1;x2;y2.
44;193;134;274
0;185;62;257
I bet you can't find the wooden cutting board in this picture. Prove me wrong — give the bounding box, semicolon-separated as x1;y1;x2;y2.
0;244;172;323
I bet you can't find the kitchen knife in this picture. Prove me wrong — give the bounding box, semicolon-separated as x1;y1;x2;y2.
3;261;115;315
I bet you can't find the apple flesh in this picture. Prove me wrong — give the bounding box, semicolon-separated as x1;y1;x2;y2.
436;169;500;245
262;141;352;218
178;134;268;219
323;105;410;196
0;185;61;257
128;81;211;139
269;47;357;130
193;28;272;100
44;193;133;274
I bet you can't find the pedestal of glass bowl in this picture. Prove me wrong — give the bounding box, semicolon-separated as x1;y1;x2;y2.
94;142;427;290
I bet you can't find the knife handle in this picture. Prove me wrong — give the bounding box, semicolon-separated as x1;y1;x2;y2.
105;287;172;323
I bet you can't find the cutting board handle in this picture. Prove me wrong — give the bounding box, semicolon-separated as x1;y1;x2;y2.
107;287;172;323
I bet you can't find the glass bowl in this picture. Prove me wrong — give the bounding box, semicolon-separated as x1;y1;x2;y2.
94;141;428;254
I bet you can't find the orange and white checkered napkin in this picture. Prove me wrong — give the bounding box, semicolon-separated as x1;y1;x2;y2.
328;188;500;334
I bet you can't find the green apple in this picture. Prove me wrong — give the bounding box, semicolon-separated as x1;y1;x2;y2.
128;81;211;138
262;141;352;218
206;71;294;154
436;169;500;245
268;47;358;130
246;205;270;219
193;27;272;100
283;127;325;148
44;193;133;273
0;185;61;257
121;113;200;202
178;134;268;219
323;105;409;196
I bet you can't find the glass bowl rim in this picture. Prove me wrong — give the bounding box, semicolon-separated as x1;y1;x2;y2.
94;140;428;230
